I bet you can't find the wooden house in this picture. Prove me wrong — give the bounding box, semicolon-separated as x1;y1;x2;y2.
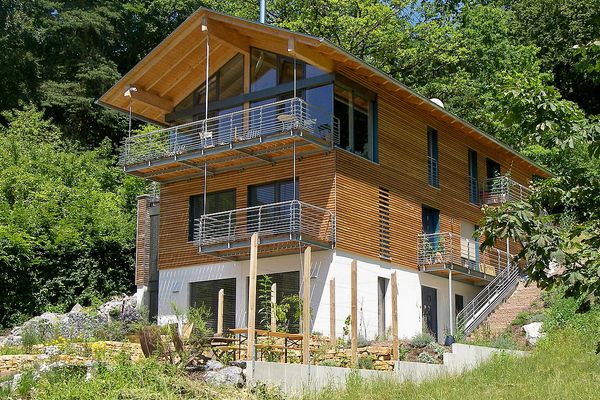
99;8;549;341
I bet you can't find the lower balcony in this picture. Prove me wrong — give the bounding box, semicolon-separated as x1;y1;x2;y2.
480;176;531;205
195;200;335;260
120;98;338;182
417;232;511;286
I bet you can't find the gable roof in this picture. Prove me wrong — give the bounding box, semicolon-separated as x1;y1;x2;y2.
97;7;550;177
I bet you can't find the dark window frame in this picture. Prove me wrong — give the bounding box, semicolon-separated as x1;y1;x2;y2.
468;149;478;204
189;278;237;332
188;189;236;242
427;127;439;188
248;178;299;206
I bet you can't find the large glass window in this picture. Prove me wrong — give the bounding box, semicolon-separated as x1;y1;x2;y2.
334;83;376;161
247;271;300;332
190;278;236;332
251;49;305;92
188;189;236;241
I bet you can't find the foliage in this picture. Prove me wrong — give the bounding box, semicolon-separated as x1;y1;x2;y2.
410;333;435;348
397;344;409;361
416;351;437;364
356;355;375;370
0;106;146;328
258;275;275;330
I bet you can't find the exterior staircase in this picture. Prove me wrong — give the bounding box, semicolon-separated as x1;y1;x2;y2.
475;281;542;336
456;266;521;336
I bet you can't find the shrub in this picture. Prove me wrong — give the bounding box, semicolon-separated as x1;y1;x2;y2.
512;311;531;326
398;344;409;361
411;332;435;348
490;334;518;350
357;355;375;370
417;351;437;364
427;342;445;358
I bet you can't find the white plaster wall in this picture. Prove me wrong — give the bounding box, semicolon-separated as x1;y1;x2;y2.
157;249;480;342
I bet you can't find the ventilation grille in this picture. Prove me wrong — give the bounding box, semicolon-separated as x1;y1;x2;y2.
379;187;391;260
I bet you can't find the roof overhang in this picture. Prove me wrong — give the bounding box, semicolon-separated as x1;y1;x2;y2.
97;7;551;177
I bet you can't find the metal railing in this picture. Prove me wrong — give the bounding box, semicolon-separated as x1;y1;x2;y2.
456;265;521;335
195;200;335;252
417;232;510;277
480;176;531;205
120;97;340;167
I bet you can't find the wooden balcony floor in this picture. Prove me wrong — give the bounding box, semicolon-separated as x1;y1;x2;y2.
124;131;330;182
199;237;333;261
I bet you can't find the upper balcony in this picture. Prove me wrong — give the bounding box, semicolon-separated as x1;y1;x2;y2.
194;200;335;260
417;232;512;285
119;98;339;182
480;176;531;205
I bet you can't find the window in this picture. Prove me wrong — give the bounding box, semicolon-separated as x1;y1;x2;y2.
486;158;501;180
421;206;440;235
251;49;305;92
334;82;376;161
468;149;478;204
248;179;297;206
427;127;439;187
188;189;236;241
247;271;300;332
190;278;236;332
455;294;464;316
173;53;244;116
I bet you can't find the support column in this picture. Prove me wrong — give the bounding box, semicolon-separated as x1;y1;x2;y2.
217;289;224;336
329;278;336;345
247;232;258;360
302;246;311;365
391;272;399;361
351;260;357;367
448;270;454;336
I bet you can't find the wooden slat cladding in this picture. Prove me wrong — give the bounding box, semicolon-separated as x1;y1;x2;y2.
135;197;148;286
159;152;335;270
333;66;538;270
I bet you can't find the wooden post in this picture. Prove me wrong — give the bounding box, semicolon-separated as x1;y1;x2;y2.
270;283;277;332
351;260;357;367
247;232;258;360
391;272;399;361
302;246;311;364
329;278;336;345
217;288;224;336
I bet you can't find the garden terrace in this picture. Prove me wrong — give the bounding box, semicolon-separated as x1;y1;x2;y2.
417;232;512;286
119;98;339;182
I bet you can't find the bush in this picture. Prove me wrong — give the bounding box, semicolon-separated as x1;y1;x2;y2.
417;351;437;364
512;311;531;326
398;344;409;361
357;355;375;370
410;332;435;348
490;334;518;350
427;342;445;358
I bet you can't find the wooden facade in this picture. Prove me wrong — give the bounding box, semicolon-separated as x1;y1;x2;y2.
100;8;548;279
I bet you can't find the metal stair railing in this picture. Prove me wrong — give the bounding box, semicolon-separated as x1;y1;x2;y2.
456;264;521;336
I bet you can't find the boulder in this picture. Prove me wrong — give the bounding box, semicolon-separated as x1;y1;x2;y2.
203;366;244;387
97;294;140;324
523;322;545;346
205;360;224;371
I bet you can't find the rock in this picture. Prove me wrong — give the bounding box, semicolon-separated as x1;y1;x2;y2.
11;373;22;391
43;345;61;357
205;360;224;371
59;312;99;340
204;366;244;387
230;360;246;369
97;294;140;324
70;304;84;313
523;322;545;346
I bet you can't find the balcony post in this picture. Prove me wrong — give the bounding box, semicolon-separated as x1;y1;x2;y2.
448;269;454;336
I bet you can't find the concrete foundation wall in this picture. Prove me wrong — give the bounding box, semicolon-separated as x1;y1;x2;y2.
247;343;527;394
157;250;480;340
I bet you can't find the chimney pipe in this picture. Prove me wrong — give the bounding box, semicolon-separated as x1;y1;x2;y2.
260;0;266;23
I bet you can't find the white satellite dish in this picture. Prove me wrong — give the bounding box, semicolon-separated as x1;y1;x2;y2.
430;98;445;108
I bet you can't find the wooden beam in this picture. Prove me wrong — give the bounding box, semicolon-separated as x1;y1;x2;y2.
271;283;277;332
351;259;357;368
329;278;336;346
206;18;251;54
294;42;335;72
247;232;258;360
391;272;399;361
302;246;312;365
146;38;205;92
217;288;224;336
130;89;173;112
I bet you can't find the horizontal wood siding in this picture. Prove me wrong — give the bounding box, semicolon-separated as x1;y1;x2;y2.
334;66;535;269
159;152;335;270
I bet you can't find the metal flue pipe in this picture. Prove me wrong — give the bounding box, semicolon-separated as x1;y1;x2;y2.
260;0;266;23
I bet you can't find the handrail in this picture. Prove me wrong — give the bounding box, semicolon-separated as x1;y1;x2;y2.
456;265;521;335
195;200;335;251
417;232;510;277
120;97;340;167
480;176;531;205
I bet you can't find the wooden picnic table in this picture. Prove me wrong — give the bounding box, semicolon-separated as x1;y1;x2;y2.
229;328;303;362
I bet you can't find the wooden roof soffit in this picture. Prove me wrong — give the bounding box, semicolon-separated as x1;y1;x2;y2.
127;88;173;112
